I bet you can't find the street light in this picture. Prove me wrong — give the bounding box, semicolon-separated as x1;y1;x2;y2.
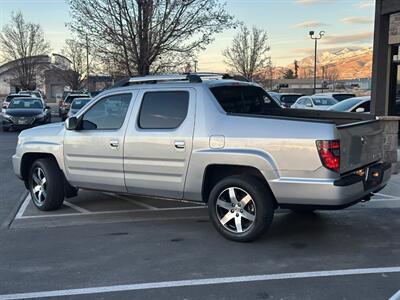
309;30;325;94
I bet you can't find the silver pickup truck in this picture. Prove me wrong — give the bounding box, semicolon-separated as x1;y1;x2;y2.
12;74;391;242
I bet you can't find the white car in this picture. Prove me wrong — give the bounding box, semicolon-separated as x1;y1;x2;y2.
291;96;338;110
328;96;370;113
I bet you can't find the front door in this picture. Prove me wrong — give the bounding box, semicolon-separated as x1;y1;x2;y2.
124;88;195;199
64;92;135;192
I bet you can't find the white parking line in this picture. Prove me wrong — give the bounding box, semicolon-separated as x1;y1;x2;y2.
389;290;400;300
373;193;399;199
16;205;206;219
15;194;30;219
64;201;91;213
108;193;158;210
0;266;399;300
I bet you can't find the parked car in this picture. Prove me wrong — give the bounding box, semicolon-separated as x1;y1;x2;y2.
313;92;356;102
1;98;51;131
2;93;33;109
18;90;43;99
291;95;338;110
268;92;304;108
67;98;92;118
59;93;90;121
12;74;390;242
328;96;370;113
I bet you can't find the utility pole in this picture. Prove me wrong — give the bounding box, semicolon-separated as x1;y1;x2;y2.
85;33;90;91
309;30;325;94
194;59;198;73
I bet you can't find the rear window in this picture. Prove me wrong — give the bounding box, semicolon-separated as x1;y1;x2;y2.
329;98;361;112
332;94;356;101
210;85;279;114
65;95;89;103
313;97;337;106
280;95;301;105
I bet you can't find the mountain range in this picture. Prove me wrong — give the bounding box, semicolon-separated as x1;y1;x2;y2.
279;47;373;80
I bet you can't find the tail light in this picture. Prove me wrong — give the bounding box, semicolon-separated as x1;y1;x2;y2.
316;140;340;172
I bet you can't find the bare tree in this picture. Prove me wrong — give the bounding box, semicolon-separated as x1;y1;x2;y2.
53;38;90;90
325;65;340;91
223;25;271;79
0;11;51;90
68;0;235;76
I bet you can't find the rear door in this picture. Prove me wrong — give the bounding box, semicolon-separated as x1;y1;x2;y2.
338;120;383;173
124;88;195;199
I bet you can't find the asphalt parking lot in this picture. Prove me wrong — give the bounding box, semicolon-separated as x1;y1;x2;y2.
1;113;400;300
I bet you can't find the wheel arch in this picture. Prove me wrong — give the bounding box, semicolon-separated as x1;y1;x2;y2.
201;164;277;207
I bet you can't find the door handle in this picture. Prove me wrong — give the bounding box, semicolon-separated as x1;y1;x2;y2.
110;140;119;148
174;141;185;149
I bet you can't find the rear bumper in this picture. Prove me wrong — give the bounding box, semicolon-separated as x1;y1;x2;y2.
271;162;391;209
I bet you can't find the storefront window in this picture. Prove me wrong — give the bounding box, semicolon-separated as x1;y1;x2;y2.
390;45;400;115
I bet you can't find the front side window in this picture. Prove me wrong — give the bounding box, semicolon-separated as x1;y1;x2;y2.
138;91;189;129
81;93;131;130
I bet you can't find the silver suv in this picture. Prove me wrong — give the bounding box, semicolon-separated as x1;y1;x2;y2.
13;74;391;242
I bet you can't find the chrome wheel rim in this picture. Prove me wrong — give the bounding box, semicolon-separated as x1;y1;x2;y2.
31;167;47;206
216;187;256;234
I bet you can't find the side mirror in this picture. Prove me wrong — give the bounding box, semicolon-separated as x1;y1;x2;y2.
306;103;312;107
355;107;365;113
65;116;78;130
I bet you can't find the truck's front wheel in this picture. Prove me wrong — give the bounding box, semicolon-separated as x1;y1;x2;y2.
28;158;65;211
208;175;275;242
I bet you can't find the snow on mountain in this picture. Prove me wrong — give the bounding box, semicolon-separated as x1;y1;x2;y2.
286;47;373;79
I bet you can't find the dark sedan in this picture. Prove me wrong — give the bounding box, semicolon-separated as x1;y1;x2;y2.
1;98;51;131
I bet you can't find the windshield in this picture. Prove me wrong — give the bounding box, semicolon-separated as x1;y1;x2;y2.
210;85;280;114
71;98;91;109
328;98;361;111
312;97;337;106
9;98;43;109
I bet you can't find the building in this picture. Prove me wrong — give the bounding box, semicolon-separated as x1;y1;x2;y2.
371;0;400;115
0;54;114;101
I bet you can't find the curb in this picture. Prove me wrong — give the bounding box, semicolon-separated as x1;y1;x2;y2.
0;191;28;230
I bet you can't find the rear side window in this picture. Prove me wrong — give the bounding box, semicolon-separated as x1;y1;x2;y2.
139;91;189;129
210;85;279;114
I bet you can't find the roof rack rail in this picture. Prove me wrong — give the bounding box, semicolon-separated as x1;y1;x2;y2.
110;73;251;88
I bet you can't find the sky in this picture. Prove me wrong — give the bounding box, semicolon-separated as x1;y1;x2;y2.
0;0;375;72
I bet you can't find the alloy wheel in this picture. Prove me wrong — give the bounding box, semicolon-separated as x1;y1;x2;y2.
215;187;256;233
31;167;47;206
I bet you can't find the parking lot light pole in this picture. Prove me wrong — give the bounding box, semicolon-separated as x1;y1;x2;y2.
309;30;325;94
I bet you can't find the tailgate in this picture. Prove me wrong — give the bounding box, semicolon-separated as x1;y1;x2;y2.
338;119;383;174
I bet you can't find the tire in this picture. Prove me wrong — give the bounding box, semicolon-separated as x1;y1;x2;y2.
208;175;275;242
28;158;65;211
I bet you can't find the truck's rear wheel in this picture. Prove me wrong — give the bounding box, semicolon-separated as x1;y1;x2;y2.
208;175;274;242
28;158;64;211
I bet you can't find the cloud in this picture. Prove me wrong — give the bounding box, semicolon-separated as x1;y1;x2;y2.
294;0;331;4
341;16;373;24
290;20;328;29
353;1;374;9
324;31;373;44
